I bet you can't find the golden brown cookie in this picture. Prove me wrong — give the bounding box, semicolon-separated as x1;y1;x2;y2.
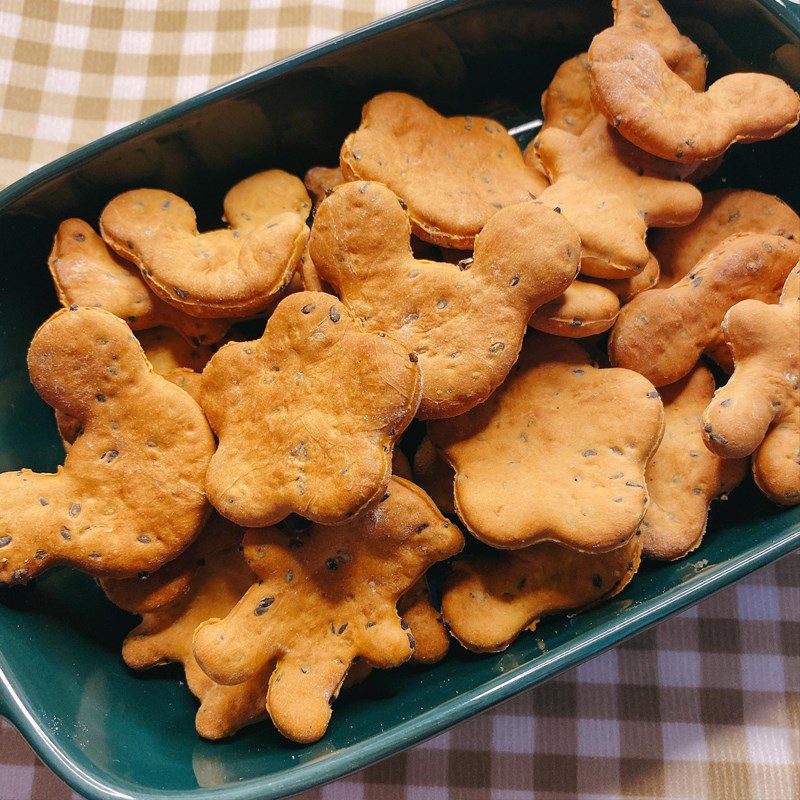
596;251;660;304
587;27;800;162
192;477;464;744
49;219;229;345
650;189;800;288
101;513;243;614
398;577;450;664
529;278;620;337
309;181;580;418
391;449;413;481
303;166;344;208
201;291;421;526
640;366;747;560
136;327;215;375
532;116;702;227
428;333;664;551
163;367;203;403
702;267;800;505
100;170;311;318
609;233;800;386
613;0;706;90
122;546;273;740
540;53;595;135
413;436;455;516
0;308;215;585
442;534;642;653
537;176;648;278
340;92;548;248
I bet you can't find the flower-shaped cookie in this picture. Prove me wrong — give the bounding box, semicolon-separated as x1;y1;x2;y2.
340;92;547;248
442;535;641;653
702;266;800;505
193;477;464;743
609;233;800;386
100;170;311;317
309;181;580;418
201;291;422;526
428;333;664;551
48;219;229;344
0;307;215;585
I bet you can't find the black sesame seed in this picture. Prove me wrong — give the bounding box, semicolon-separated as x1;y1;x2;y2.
326;558;338;570
647;390;659;398
0;536;11;548
60;527;71;540
510;276;519;287
458;257;474;271
137;535;151;544
96;394;106;403
592;574;603;588
173;287;189;299
69;503;81;517
409;352;418;363
254;597;275;615
625;481;644;488
39;497;48;506
329;306;340;323
582;449;597;457
720;398;732;408
338;623;348;634
489;342;505;353
301;303;316;314
400;619;410;630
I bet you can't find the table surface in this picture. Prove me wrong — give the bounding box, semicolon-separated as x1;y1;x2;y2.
0;2;798;798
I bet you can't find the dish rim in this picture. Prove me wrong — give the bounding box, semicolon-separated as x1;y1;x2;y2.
1;0;799;798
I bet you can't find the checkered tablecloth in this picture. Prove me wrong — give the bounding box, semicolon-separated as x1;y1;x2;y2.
1;2;798;799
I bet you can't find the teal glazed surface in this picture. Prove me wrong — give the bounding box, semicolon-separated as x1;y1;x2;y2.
1;1;799;798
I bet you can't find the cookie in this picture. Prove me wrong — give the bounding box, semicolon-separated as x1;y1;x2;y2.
309;181;580;418
428;333;664;551
101;513;243;614
192;477;464;744
540;53;595;136
613;0;706;90
532;116;702;227
529;278;620;337
609;233;800;386
598;251;660;304
0;307;215;585
391;448;413;481
397;577;450;664
702;266;800;505
587;26;800;162
100;170;311;318
640;366;747;560
57;364;205;452
413;436;455;516
304;166;344;208
122;546;273;740
49;219;229;344
201;291;421;526
442;535;642;653
136;327;216;375
339;92;548;248
650;189;800;288
538;175;648;278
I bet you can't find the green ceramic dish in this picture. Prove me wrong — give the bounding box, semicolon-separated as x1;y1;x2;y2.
1;1;798;798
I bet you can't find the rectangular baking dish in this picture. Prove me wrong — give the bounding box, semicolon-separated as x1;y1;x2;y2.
0;1;799;798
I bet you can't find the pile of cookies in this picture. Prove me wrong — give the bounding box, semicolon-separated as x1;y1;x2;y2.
1;0;798;745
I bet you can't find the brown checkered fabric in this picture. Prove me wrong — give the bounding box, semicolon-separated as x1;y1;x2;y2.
1;1;799;799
